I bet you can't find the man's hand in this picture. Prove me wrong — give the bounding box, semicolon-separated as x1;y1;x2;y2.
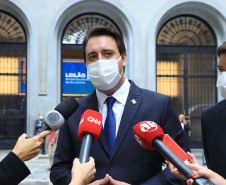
89;174;110;185
12;130;51;161
109;176;130;185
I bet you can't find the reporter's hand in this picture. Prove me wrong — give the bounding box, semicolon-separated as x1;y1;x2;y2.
12;130;51;161
166;151;198;180
109;176;130;185
70;157;96;185
88;174;109;185
186;164;226;185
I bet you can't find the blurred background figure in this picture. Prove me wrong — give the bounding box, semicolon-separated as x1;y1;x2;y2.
46;130;59;171
179;114;191;147
34;113;46;154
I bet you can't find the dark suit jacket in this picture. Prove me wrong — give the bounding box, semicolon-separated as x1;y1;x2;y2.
0;152;30;185
201;99;226;179
50;80;188;185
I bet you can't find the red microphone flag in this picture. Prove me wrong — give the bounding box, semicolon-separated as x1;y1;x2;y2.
78;109;103;143
133;121;164;150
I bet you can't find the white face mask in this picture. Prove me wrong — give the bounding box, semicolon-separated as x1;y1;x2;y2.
39;116;43;119
216;72;226;99
87;56;123;91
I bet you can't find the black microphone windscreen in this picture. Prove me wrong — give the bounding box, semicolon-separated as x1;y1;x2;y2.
54;97;79;120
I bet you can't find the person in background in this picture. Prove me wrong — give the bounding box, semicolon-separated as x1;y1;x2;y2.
179;114;191;146
0;130;51;185
166;152;226;185
46;130;59;171
201;41;226;179
34;113;46;154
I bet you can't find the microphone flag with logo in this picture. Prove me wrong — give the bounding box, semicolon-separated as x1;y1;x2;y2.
133;121;164;150
133;121;214;185
78;109;103;164
78;109;102;143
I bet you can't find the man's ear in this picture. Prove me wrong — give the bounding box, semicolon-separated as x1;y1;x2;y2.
122;52;127;67
84;61;87;67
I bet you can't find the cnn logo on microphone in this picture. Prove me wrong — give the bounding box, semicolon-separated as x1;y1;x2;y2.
87;117;101;126
140;121;157;132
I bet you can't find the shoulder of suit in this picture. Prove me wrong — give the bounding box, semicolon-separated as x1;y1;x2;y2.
129;79;169;98
140;87;169;100
203;100;226;113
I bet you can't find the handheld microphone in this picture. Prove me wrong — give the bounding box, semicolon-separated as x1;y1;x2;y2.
39;96;79;132
78;109;102;164
133;121;213;185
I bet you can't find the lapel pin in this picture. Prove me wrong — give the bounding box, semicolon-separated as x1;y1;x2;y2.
131;99;137;104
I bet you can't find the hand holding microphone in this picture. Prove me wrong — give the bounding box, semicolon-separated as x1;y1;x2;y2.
166;153;226;185
78;109;102;164
13;130;51;161
133;121;213;185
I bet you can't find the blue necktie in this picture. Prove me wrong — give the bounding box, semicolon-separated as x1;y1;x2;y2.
104;96;116;156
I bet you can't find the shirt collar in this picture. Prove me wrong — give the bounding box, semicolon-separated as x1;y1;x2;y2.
96;77;130;109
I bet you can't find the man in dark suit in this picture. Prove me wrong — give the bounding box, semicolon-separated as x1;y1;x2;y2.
50;26;189;185
201;41;226;179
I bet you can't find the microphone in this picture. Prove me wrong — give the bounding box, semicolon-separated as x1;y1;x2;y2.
39;96;79;132
78;109;102;164
133;121;213;185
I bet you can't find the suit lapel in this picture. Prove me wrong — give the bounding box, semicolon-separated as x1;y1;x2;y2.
111;81;142;160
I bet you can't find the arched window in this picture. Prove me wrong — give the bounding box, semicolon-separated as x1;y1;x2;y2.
156;15;217;147
0;11;27;149
61;14;121;99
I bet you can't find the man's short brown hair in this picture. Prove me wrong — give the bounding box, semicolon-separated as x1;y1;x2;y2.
82;26;126;62
217;41;226;57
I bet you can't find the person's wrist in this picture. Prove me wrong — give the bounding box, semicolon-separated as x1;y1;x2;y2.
69;177;84;185
12;149;25;161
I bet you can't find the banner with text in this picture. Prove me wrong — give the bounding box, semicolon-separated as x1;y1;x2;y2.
62;62;94;94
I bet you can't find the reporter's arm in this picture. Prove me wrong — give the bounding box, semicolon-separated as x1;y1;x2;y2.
167;152;226;185
0;151;30;185
186;164;226;185
0;130;50;185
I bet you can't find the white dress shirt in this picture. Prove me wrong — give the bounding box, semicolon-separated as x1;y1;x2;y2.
96;78;130;138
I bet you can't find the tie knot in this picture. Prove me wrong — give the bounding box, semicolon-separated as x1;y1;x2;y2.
106;96;116;109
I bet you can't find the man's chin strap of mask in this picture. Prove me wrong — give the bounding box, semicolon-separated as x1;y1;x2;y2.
118;55;123;75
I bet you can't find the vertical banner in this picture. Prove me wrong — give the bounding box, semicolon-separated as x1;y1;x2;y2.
20;61;26;93
62;62;95;94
